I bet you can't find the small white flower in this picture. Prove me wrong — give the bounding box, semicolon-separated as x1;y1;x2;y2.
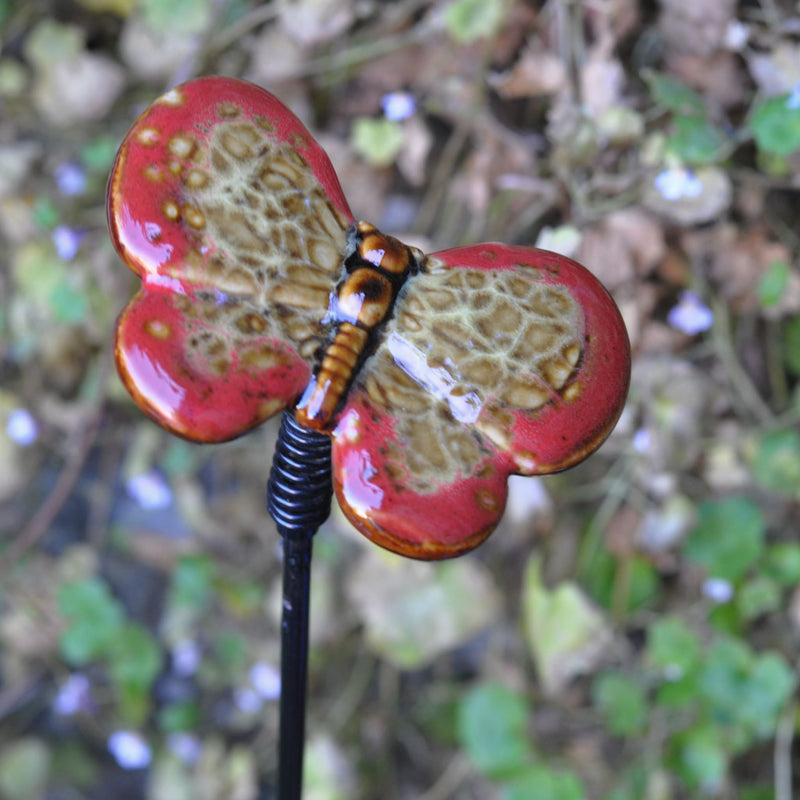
632;428;652;453
250;662;281;700
654;167;703;201
108;730;152;770
667;291;714;335
724;20;749;51
703;577;734;604
382;91;416;121
6;408;38;446
126;470;172;510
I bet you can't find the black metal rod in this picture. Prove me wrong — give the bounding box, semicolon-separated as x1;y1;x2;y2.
267;411;333;800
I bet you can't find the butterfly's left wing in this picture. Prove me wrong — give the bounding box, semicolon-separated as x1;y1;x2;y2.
109;77;353;442
330;244;630;559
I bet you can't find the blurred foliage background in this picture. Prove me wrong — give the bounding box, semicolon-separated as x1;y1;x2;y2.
2;0;800;798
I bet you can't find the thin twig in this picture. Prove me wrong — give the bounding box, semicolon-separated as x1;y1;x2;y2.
416;754;473;800
0;354;111;576
774;702;795;800
710;296;774;424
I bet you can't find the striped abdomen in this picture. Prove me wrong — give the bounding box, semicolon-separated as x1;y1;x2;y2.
295;222;420;430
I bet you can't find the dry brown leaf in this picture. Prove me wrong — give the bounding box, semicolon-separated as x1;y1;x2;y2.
489;46;567;99
580;52;625;117
658;0;737;57
642;167;732;225
665;51;748;108
397;116;433;186
279;0;354;46
577;208;666;290
747;41;800;96
704;225;793;312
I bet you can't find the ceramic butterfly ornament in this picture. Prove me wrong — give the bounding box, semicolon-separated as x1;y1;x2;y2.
109;77;630;560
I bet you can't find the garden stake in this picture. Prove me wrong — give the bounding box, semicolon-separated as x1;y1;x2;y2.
267;410;332;799
108;76;631;798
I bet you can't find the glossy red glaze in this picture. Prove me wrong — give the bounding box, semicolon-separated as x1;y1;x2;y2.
331;246;630;559
109;77;354;440
109;77;352;277
109;76;631;559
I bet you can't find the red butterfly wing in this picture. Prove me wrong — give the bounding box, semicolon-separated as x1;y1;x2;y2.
331;245;630;559
109;77;353;441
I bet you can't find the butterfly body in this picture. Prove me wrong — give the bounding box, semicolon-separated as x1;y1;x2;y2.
296;221;422;431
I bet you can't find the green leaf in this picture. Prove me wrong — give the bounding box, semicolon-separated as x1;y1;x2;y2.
57;578;125;664
51;278;89;323
696;637;753;726
683;497;765;581
762;542;800;586
170;555;215;611
667;115;727;164
11;242;88;324
443;0;505;43
782;316;800;376
737;652;796;737
503;764;585;800
750;428;800;498
646;616;701;677
457;683;532;779
158;701;201;733
581;550;660;613
108;622;163;693
32;195;60;229
23;20;83;68
673;724;727;792
523;556;612;694
350;117;404;168
80;135;121;173
350;555;499;670
592;672;648;736
139;0;211;35
0;739;51;800
737;575;781;620
109;623;163;725
757;260;790;308
643;70;705;116
751;94;800;156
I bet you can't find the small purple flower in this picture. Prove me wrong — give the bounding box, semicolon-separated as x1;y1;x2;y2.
667;291;714;335
6;408;38;446
52;225;84;261
167;732;201;764
787;84;800;111
108;730;152;770
234;686;263;714
703;577;734;604
126;470;172;510
54;162;87;196
382;91;416;122
172;639;201;677
54;673;92;715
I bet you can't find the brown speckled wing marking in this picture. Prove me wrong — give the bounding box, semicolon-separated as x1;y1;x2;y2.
144;115;350;368
354;260;584;493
